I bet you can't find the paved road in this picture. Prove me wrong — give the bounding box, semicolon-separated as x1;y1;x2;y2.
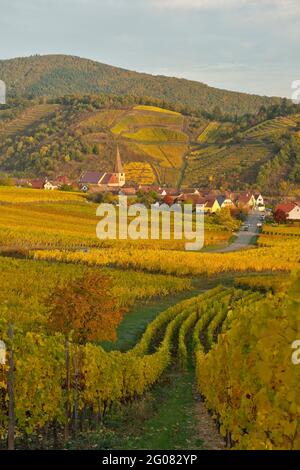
215;211;262;253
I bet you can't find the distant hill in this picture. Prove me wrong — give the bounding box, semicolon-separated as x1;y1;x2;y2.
0;54;282;116
1;95;299;192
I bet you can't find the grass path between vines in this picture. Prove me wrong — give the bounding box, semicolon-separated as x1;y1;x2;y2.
101;275;234;352
108;362;224;450
99;278;229;450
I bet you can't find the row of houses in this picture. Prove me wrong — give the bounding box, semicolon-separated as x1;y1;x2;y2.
16;176;71;191
161;190;265;213
12;146;266;214
14;174;265;214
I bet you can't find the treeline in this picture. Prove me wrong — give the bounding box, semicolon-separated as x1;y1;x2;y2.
257;133;300;195
0;54;282;116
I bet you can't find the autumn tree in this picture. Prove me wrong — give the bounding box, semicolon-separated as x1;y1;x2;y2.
163;195;175;206
274;208;287;224
47;271;125;344
47;271;125;438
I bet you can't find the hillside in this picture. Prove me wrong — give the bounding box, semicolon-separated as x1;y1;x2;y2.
0;95;300;191
0;55;282;116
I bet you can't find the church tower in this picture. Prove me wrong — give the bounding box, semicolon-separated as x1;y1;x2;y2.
113;145;125;187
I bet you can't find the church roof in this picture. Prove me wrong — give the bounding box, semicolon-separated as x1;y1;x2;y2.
79;171;105;184
114;146;123;173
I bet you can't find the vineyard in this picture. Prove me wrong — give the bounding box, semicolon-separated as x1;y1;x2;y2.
183;142;271;187
0;104;59;137
1;273;299;449
123;162;155;185
197;121;219;143
31;233;300;275
0;191;231;250
242;115;300;140
0;187;300;449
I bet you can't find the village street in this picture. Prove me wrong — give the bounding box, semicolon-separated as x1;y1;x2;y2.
215;211;262;253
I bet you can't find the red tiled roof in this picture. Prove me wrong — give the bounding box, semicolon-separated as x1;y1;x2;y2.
120;187;136;195
30;179;45;189
275;202;297;214
55;175;70;184
108;174;118;184
237;194;254;204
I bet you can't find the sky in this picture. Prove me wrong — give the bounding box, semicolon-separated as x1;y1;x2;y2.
0;0;300;97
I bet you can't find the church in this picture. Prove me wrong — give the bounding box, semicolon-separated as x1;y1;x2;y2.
79;145;126;189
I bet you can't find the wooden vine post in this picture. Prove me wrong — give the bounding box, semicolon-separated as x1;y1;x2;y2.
7;323;15;450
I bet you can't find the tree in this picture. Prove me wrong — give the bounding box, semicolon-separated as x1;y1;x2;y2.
274;209;287;224
213;208;239;231
0;173;13;186
163;195;174;206
47;272;125;344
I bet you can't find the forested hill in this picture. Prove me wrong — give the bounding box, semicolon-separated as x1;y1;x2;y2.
0;55;282;116
1;93;299;193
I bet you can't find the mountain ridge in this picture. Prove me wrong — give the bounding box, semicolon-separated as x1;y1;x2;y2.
0;54;282;116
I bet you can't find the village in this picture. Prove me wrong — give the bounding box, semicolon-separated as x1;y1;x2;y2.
6;146;300;223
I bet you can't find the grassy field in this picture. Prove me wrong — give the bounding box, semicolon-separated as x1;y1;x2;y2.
109;366;204;450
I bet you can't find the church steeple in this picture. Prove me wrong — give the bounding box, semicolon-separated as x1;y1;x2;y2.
112;145;125;187
114;145;123;173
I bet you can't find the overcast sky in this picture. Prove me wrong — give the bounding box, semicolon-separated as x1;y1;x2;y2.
0;0;299;97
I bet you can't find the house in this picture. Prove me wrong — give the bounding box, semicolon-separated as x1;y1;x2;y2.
204;197;221;214
29;179;46;190
275;203;300;222
79;171;105;187
119;187;137;196
53;175;71;188
176;193;205;205
254;193;265;211
216;195;235;209
79;146;126;190
138;185;162;193
287;204;300;220
179;188;200;196
236;193;256;209
159;188;180;197
44;180;58;190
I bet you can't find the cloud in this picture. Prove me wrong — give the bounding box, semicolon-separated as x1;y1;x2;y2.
151;0;298;12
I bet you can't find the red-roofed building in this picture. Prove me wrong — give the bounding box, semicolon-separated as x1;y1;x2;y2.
274;202;300;222
235;193;256;209
54;175;72;187
29;179;46;189
79;146;125;190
